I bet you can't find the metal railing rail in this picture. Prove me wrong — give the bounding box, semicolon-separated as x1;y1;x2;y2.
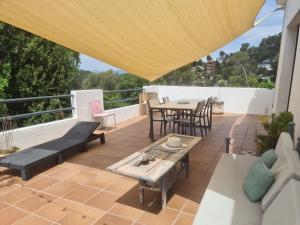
105;97;138;104
103;88;143;107
0;107;74;120
103;88;143;94
0;94;74;121
0;94;73;104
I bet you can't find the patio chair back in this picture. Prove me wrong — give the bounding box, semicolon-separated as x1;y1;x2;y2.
89;100;103;115
148;99;160;108
195;100;206;116
205;97;213;111
162;97;170;103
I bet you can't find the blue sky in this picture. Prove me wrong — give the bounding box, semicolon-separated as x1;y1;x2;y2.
79;0;284;72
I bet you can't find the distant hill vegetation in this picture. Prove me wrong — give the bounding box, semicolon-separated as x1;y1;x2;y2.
152;33;281;88
74;33;281;90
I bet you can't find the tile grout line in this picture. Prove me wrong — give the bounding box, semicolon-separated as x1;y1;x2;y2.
1;115;256;225
4;199;60;225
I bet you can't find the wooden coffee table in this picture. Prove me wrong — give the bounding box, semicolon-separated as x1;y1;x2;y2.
106;134;201;208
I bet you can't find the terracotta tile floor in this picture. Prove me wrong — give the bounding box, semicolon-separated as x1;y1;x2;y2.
0;114;264;225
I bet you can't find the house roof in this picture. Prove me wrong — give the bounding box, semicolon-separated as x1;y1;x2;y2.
0;0;264;80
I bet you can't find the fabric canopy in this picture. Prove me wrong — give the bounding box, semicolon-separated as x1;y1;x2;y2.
0;0;264;81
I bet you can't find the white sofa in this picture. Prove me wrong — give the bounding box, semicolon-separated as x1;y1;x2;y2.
193;132;300;225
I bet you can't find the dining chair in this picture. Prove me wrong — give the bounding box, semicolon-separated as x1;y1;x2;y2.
194;97;213;136
193;100;209;136
147;99;172;137
162;96;177;124
204;97;213;133
89;100;116;131
173;100;206;136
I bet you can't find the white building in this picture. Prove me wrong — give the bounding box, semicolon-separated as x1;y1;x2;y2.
273;0;300;143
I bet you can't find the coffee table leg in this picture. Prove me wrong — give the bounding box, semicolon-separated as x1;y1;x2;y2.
139;180;144;205
149;108;154;142
189;109;193;135
185;154;190;177
161;177;167;208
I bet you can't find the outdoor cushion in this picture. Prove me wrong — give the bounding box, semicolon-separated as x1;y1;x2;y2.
272;132;294;171
0;148;58;169
34;137;83;152
63;121;100;142
193;153;261;225
259;149;277;168
244;161;274;202
262;179;300;225
0;121;104;180
261;150;300;211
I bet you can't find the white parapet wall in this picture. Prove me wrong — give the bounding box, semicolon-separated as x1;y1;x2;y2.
2;89;141;150
3;89;103;150
10;118;78;150
71;89;103;121
144;85;274;115
105;104;140;125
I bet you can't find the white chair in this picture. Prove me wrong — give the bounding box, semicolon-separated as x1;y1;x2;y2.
89;100;116;131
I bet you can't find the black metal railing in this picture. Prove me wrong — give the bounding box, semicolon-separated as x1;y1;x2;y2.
103;88;143;109
0;95;74;128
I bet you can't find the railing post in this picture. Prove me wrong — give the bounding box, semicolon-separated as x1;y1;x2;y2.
288;121;295;142
225;137;231;153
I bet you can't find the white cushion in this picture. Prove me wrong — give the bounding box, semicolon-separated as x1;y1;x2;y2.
193;153;261;225
262;179;300;225
272;132;294;171
261;139;300;211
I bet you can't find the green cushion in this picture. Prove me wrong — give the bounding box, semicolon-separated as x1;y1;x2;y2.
260;149;277;168
244;161;275;202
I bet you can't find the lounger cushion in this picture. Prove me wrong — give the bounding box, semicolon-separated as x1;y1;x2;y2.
262;179;300;225
193;153;261;225
272;132;294;171
63;121;100;141
34;138;83;152
0;148;58;169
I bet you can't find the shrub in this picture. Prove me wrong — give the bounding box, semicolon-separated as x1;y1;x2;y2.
0;116;19;155
257;112;293;154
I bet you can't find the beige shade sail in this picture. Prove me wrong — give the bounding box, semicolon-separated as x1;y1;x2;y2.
0;0;264;81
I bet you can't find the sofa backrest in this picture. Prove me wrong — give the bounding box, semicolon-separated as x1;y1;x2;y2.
272;132;294;171
261;178;300;225
261;132;300;211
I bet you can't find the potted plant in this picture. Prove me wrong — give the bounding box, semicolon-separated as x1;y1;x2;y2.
0;117;19;157
212;97;224;114
256;111;293;155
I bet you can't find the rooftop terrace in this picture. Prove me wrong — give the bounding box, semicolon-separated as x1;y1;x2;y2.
0;114;263;225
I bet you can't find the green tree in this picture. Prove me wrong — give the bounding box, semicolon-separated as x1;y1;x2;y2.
71;70;93;90
240;43;250;52
255;33;282;81
82;70;119;90
228;76;245;87
0;22;80;125
118;73;149;90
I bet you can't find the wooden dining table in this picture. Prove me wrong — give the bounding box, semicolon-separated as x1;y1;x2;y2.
149;99;201;142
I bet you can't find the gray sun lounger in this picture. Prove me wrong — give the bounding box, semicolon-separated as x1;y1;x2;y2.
0;121;105;180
